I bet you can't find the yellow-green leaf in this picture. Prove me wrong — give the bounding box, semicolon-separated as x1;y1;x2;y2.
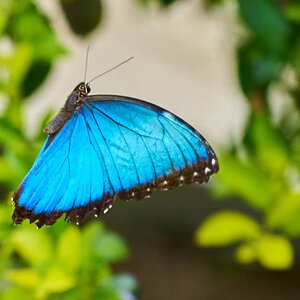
266;192;300;236
5;268;40;289
36;266;75;299
235;243;257;264
95;233;129;263
57;226;82;272
195;210;261;247
257;234;293;270
10;227;53;265
216;155;274;210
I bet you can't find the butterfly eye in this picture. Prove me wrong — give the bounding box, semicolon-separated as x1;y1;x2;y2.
86;84;91;94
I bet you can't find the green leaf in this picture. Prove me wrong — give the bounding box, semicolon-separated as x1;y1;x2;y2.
7;1;65;61
244;113;290;175
195;210;260;247
0;286;32;300
139;0;180;7
0;201;13;229
94;288;121;300
36;266;76;298
82;221;129;264
235;234;294;270
284;3;300;23
60;0;103;36
235;242;256;264
7;43;33;99
257;234;294;270
266;192;300;236
204;0;224;8
5;268;40;289
291;41;300;81
57;226;82;272
94;232;129;262
238;40;280;95
21;60;51;97
239;0;290;53
216;154;274;210
0;1;13;33
81;222;105;270
10;227;53;265
83;221;105;240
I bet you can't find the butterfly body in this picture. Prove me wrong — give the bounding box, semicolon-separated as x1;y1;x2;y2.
12;83;219;227
44;82;89;135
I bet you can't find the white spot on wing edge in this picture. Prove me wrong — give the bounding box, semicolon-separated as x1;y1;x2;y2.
205;167;211;174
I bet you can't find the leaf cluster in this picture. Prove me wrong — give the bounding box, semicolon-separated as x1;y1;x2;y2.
0;1;135;299
195;0;300;270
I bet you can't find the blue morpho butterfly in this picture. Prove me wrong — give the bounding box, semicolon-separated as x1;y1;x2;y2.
12;60;219;228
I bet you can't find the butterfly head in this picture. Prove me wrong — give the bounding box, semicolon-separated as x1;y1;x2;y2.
64;82;91;113
74;82;91;98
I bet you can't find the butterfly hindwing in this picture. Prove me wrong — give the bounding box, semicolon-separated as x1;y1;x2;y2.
13;94;218;227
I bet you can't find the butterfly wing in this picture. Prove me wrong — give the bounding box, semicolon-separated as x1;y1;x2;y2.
13;95;218;227
13;112;111;226
84;95;218;191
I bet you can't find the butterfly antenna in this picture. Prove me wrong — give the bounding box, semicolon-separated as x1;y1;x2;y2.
88;57;134;85
84;46;90;84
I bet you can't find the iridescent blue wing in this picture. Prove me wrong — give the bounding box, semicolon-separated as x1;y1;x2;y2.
13;95;218;227
12;112;112;226
84;95;219;193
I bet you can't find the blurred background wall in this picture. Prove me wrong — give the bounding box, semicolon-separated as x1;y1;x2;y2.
29;0;246;146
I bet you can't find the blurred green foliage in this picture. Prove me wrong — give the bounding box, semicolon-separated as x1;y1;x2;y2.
0;1;135;299
60;0;103;37
138;0;180;8
193;0;300;270
140;0;300;270
0;205;135;300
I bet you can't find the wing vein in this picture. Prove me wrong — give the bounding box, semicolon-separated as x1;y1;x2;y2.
157;118;177;171
80;110;115;195
85;105;123;190
162;115;200;161
87;103;162;141
141;136;157;178
158;116;188;169
118;124;141;188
